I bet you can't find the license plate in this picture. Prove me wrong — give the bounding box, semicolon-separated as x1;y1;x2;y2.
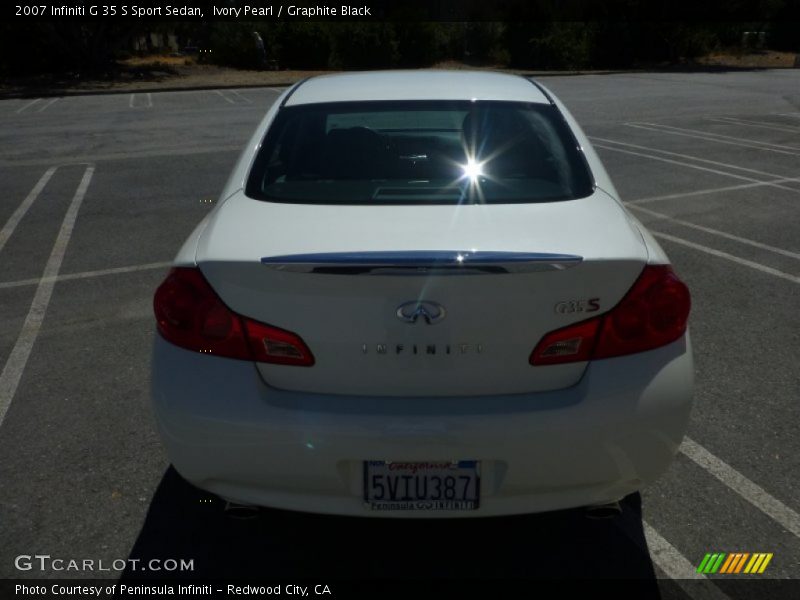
364;460;480;511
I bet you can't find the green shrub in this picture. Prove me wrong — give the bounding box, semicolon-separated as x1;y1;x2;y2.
328;23;398;69
274;23;332;69
209;23;264;69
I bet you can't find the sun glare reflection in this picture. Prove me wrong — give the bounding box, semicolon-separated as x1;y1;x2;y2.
461;158;484;182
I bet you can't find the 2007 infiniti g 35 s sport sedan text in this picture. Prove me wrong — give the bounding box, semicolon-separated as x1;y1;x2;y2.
151;70;692;517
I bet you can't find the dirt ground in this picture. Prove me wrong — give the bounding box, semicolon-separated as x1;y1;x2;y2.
0;62;329;97
1;52;797;98
696;49;798;68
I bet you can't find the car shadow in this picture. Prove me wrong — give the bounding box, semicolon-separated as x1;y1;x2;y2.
122;467;663;584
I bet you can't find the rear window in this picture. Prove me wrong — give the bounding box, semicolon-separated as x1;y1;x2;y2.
245;100;594;205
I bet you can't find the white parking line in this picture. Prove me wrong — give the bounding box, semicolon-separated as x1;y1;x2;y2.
635;122;800;150
215;90;235;104
710;116;800;134
0;167;57;255
0;261;171;290
652;231;800;285
0;143;245;168
626;123;800;156
642;522;732;598
0;165;94;429
592;144;800;193
589;136;798;182
628;178;800;205
15;98;42;114
36;98;59;113
617;518;731;598
681;438;800;539
230;90;252;104
130;93;153;109
629;205;800;260
36;98;59;112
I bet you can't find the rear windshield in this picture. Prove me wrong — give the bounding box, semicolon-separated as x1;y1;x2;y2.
245;100;594;205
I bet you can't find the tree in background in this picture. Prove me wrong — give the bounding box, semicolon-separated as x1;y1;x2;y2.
394;22;449;67
273;23;332;69
328;23;399;69
2;10;798;77
209;22;264;69
1;22;146;76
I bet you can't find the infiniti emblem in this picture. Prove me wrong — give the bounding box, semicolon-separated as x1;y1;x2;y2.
396;301;446;325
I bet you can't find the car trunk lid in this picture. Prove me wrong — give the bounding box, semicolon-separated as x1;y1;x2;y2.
196;189;647;396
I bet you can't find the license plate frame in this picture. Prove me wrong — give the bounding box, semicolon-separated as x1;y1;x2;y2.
363;460;480;511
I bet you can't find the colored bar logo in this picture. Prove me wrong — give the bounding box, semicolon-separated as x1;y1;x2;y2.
697;552;773;574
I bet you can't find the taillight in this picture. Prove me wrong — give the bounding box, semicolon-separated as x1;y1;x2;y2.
528;318;600;366
530;265;690;365
154;267;314;366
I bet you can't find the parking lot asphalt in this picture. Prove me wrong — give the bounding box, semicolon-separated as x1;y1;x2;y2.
0;71;798;594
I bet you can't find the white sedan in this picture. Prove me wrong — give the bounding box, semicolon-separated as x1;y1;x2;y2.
151;70;692;517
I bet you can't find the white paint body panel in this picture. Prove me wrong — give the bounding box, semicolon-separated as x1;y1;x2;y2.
153;70;693;515
152;333;693;517
196;189;647;396
286;70;551;105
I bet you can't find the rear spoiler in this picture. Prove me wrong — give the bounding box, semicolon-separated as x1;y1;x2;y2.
260;251;582;275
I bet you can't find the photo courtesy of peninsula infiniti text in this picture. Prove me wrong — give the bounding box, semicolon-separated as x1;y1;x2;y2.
151;70;693;517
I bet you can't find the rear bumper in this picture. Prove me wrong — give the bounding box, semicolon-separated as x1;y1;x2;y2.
151;334;693;517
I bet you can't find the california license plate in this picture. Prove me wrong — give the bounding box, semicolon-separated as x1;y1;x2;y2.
364;460;480;511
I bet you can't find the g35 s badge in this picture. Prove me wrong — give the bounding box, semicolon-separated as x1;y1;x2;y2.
555;298;600;315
